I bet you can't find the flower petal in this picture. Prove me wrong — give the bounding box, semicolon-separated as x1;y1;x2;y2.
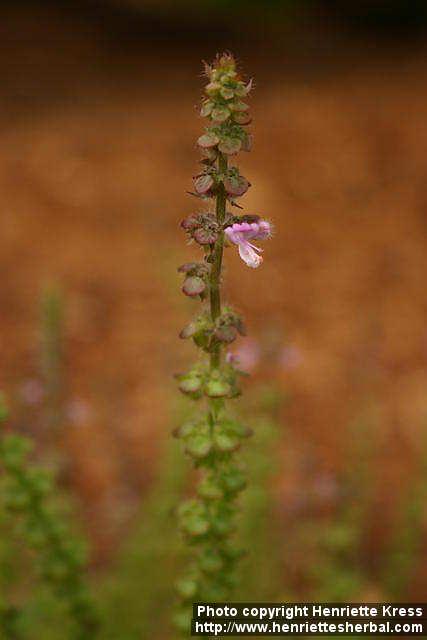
254;220;272;239
238;241;263;268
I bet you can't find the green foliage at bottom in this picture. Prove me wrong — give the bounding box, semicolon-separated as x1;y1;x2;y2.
0;395;97;640
1;391;427;638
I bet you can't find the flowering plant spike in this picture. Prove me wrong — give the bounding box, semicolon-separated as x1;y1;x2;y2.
175;53;271;632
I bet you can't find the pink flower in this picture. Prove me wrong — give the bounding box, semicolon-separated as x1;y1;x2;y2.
20;379;45;405
226;338;260;372
66;398;93;427
224;219;271;268
280;345;303;370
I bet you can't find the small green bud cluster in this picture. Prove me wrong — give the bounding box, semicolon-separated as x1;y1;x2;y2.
0;431;97;639
174;415;251;461
176;360;243;401
179;306;246;349
173;407;251;630
174;53;262;634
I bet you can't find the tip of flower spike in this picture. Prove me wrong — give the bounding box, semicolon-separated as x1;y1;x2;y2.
215;51;237;69
204;52;237;77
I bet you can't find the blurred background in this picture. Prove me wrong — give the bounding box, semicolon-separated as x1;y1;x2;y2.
1;0;427;636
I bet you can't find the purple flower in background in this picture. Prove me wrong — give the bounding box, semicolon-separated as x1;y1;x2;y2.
20;379;45;405
66;398;93;427
280;345;303;370
225;219;272;268
313;472;341;505
226;338;261;372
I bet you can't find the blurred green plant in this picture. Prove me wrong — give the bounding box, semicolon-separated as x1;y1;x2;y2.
310;410;380;602
280;405;380;604
235;385;286;601
279;405;427;608
0;396;97;640
382;433;427;599
99;385;285;638
99;403;188;640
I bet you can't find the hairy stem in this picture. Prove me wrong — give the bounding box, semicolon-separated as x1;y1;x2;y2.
209;153;228;370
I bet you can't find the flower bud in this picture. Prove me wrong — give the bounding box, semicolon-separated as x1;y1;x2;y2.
223;173;250;198
179;323;197;339
214;326;237;344
177;262;198;273
193;173;214;195
172;421;195;439
210;513;234;537
204;379;231;398
205;82;221;96
233;112;252;126
197;133;219;148
211;106;231;123
222;468;246;493
235;79;253;97
193;228;218;245
178;376;202;395
175;577;198;599
220;86;234;100
198;476;224;500
182;277;206;297
235;318;247;336
200;147;218;162
178;500;210;537
218;138;242;155
231;101;250;112
185;432;212;459
227;420;252;438
181;216;199;231
199;549;224;574
213;429;240;453
213;419;248;452
241;134;253;152
200;101;214;117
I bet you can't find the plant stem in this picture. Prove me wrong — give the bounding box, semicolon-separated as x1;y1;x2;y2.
210;153;228;370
